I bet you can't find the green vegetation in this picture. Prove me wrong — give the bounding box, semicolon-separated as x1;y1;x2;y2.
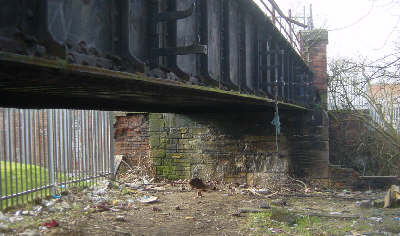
0;161;51;209
247;207;354;236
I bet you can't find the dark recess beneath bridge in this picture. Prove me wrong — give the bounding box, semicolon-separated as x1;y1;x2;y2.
0;0;313;113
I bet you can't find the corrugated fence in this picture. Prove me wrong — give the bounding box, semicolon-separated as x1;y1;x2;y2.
0;108;114;209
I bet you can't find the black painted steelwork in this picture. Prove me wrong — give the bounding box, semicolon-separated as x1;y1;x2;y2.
0;0;314;108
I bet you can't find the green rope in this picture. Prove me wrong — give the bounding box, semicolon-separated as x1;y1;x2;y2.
271;80;280;153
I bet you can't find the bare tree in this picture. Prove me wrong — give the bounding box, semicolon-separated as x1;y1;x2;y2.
328;52;400;174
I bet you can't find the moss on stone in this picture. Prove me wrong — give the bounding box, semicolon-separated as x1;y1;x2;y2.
150;149;166;159
149;119;165;132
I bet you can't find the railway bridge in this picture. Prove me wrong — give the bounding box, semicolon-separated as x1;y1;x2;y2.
0;0;329;184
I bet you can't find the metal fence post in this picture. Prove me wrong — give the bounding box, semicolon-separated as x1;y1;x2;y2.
47;109;55;194
109;112;115;180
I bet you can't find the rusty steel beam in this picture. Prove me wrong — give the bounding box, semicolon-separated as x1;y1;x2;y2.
0;0;314;110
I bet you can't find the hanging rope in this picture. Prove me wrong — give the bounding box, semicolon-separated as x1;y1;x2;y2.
271;79;280;153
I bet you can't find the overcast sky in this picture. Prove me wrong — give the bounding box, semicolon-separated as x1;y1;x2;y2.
275;0;400;61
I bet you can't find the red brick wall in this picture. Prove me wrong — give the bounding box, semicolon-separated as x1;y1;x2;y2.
309;42;328;94
114;113;150;169
300;30;329;106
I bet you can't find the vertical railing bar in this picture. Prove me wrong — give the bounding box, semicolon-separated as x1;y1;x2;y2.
72;110;78;186
64;110;69;187
23;110;30;202
109;112;115;180
62;110;67;187
69;109;73;186
38;111;43;199
66;110;70;187
61;109;65;187
11;109;17;205
55;110;59;188
100;112;105;179
53;110;57;191
47;109;55;195
42;110;47;198
68;110;75;185
82;111;87;187
0;109;2;210
85;110;90;187
79;110;84;186
103;112;108;177
32;110;38;199
94;111;98;183
75;111;80;185
59;110;63;187
10;109;15;206
7;109;13;207
102;111;108;177
98;112;102;181
57;110;61;189
21;109;26;204
28;110;33;201
68;110;73;187
2;109;8;209
74;111;79;186
63;109;67;187
94;111;99;184
91;111;95;184
103;112;107;178
17;109;22;205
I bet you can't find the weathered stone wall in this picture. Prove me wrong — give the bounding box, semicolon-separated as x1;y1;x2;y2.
149;112;299;185
114;113;150;171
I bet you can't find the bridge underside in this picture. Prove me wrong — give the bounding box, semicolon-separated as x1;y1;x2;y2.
0;52;306;113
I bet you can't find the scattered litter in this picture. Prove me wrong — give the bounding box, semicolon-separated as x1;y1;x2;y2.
330;212;342;215
42;219;59;228
20;229;40;236
137;195;158;204
52;194;61;199
368;217;383;223
232;212;241;217
8;217;23;223
115;215;126;222
185;216;194;220
93;188;107;196
255;189;270;195
269;228;285;234
0;223;9;232
0;212;8;222
357;200;374;208
21;210;29;215
43;200;56;207
394;217;400;221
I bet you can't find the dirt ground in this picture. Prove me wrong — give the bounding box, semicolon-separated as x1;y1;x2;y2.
2;180;400;236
